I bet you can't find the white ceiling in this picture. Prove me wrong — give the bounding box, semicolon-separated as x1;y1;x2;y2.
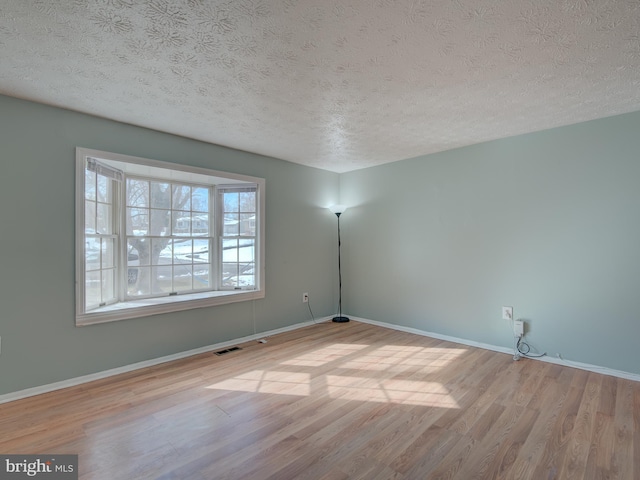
1;1;639;173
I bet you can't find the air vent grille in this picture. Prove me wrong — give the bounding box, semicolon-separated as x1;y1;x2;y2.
214;346;242;356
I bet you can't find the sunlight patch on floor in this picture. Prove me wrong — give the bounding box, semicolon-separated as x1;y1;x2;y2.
206;372;459;407
325;375;460;407
206;370;311;396
340;346;467;371
280;343;370;367
205;344;466;408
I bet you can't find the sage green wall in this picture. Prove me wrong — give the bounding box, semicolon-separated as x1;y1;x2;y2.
340;111;640;375
0;95;339;395
3;94;639;396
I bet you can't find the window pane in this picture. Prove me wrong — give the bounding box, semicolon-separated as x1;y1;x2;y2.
128;238;149;266
85;170;96;201
222;264;238;287
152;238;172;266
85;271;101;308
97;175;111;203
194;265;210;289
191;214;209;236
150;182;171;209
127;208;149;235
224;214;240;236
127;179;148;207
240;192;255;212
128;266;150;296
239;239;255;262
173;211;191;236
224;192;239;212
174;265;192;292
172;185;191;211
192;239;209;263
101;238;115;269
192;187;209;212
150;208;171;236
240;214;255;236
152;266;173;294
102;269;115;302
85;201;96;234
173;238;192;263
223;239;238;262
85;237;100;271
239;263;255;287
96;203;112;234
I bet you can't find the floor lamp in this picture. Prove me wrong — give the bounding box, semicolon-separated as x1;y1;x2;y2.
329;205;349;323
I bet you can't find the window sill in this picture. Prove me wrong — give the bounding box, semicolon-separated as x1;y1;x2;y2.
76;289;264;326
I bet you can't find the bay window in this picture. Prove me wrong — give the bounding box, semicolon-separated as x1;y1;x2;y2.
75;148;265;326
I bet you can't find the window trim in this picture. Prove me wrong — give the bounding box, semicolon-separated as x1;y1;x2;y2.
75;147;265;326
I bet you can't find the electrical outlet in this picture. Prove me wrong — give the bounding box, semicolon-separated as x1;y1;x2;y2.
303;293;309;303
502;306;513;320
513;320;524;337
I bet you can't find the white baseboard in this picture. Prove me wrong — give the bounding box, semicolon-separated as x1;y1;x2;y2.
4;314;637;405
0;317;331;405
351;316;640;382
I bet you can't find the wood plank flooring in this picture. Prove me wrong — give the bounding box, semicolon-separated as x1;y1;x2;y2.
1;321;638;479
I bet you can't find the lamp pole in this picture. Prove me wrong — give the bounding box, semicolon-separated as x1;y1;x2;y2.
330;205;349;323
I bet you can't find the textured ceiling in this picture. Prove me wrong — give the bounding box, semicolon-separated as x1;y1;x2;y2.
1;1;639;173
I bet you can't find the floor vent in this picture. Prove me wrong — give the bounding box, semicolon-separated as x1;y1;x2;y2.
214;346;242;356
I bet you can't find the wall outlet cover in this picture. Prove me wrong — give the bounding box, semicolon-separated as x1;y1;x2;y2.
513;320;524;337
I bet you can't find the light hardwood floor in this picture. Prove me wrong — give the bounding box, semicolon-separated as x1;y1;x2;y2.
1;321;638;479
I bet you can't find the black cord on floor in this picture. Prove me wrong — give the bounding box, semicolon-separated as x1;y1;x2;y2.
517;337;546;358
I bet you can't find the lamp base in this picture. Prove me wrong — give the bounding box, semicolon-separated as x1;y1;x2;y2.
332;316;350;323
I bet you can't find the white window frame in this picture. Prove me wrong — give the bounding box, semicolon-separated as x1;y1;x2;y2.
75;148;265;326
218;185;259;291
123;176;217;300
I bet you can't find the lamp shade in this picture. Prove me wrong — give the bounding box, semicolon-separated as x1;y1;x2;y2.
329;204;347;215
